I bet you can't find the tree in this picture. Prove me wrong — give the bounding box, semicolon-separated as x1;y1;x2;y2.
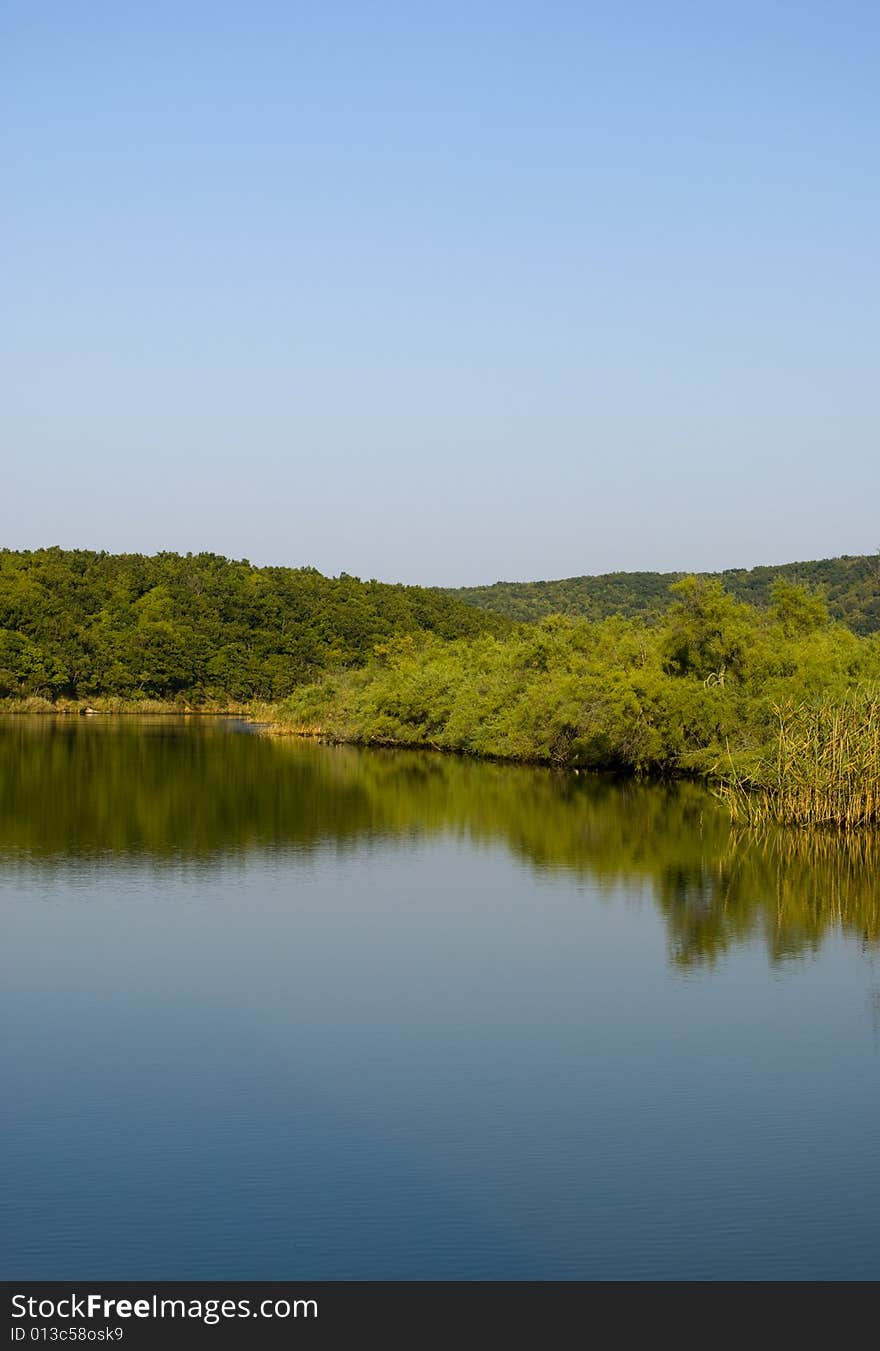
660;577;752;681
768;578;829;635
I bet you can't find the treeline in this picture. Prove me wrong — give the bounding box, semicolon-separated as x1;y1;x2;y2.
276;576;880;788
446;553;880;634
0;548;509;702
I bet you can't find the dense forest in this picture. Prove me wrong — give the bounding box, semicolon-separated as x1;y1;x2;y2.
446;554;880;634
4;549;877;708
0;548;509;702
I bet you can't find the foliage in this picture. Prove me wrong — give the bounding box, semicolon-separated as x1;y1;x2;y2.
6;549;880;826
446;553;880;634
0;548;509;703
276;579;880;785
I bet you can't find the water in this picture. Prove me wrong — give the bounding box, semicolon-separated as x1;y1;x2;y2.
3;716;880;1280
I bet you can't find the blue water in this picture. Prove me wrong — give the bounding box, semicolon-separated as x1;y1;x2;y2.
2;718;880;1279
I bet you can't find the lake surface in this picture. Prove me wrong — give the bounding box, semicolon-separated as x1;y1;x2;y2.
3;716;880;1280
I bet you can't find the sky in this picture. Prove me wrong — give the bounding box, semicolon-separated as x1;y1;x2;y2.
3;2;878;586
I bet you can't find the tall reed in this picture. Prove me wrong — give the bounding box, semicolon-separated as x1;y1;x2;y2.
718;688;880;828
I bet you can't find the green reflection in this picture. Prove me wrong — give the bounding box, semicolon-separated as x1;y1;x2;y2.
2;716;878;967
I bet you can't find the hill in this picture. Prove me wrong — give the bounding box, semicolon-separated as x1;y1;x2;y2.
447;554;880;634
0;548;510;703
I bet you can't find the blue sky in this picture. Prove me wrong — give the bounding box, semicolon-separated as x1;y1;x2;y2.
3;2;878;584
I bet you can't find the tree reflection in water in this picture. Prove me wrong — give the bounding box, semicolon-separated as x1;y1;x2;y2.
2;715;878;968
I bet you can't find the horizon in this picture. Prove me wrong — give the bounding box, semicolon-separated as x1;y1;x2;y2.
2;540;872;591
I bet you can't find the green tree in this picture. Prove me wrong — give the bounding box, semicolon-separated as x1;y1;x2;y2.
768;578;829;635
660;577;753;681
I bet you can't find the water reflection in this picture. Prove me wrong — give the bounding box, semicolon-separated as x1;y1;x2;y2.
2;716;878;967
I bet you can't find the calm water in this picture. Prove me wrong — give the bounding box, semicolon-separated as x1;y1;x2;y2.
3;716;880;1280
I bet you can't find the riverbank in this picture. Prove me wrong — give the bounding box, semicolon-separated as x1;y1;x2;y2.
258;699;880;830
0;696;250;715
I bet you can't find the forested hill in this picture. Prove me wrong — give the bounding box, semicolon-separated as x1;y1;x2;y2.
447;554;880;635
0;549;509;703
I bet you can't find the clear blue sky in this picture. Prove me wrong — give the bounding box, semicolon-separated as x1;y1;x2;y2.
3;2;878;585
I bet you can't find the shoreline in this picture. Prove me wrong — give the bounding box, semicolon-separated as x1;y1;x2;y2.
252;711;709;777
0;700;250;716
5;699;880;832
0;698;704;776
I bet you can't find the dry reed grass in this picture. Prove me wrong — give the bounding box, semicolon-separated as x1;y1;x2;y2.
717;688;880;829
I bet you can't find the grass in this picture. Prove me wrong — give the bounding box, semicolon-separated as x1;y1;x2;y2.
717;688;880;829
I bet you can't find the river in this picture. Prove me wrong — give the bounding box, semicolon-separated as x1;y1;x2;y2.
3;716;880;1278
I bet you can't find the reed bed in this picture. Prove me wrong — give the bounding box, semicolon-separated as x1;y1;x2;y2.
718;689;880;829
